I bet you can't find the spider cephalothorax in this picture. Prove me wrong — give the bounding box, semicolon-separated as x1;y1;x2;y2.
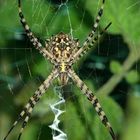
46;32;80;85
46;32;79;62
4;0;116;140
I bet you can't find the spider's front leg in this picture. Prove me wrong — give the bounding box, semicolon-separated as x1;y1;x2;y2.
71;22;111;64
3;70;58;140
68;69;116;140
71;0;111;64
18;0;55;63
73;0;105;55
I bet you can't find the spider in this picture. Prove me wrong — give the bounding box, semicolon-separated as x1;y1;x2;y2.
4;0;116;140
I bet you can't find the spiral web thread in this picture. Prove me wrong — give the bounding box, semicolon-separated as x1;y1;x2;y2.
49;86;67;140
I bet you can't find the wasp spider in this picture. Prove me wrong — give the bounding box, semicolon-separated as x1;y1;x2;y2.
4;0;116;139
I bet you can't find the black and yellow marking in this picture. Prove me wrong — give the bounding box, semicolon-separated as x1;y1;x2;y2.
3;70;58;140
71;0;108;65
69;69;116;140
4;0;115;140
18;0;57;64
84;0;105;46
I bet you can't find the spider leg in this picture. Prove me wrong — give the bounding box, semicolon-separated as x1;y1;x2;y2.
3;70;58;140
83;0;105;46
68;69;116;140
70;0;111;64
17;107;32;140
18;0;56;63
71;22;112;64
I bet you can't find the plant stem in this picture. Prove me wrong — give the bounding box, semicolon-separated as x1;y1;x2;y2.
96;46;140;96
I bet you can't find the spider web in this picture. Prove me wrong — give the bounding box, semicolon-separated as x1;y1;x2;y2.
0;0;139;140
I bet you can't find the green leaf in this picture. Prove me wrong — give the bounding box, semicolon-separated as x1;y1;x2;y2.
121;93;140;140
125;70;139;84
110;60;122;74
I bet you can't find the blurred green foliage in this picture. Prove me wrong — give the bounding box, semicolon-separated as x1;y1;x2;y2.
110;60;122;74
0;0;140;140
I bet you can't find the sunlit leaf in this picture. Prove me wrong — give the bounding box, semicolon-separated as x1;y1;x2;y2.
125;70;139;84
110;60;122;74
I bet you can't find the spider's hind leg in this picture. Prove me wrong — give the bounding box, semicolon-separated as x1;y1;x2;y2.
4;105;34;140
3;70;58;140
3;107;28;140
69;69;116;140
18;107;32;140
